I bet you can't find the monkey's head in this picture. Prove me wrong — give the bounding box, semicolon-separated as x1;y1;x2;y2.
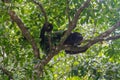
43;22;53;32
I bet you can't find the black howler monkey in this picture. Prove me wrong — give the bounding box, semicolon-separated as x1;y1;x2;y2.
40;22;53;53
64;32;83;54
40;22;83;54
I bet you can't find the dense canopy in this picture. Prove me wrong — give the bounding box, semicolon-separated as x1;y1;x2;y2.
0;0;120;79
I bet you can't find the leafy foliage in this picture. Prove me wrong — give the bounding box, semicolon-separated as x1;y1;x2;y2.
0;0;120;79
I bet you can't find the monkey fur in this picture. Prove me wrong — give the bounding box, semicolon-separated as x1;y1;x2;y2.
40;23;83;54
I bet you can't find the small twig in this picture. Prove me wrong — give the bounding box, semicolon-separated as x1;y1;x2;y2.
0;66;13;79
105;34;120;41
1;47;5;59
1;0;10;3
66;0;71;23
33;0;48;22
8;10;40;59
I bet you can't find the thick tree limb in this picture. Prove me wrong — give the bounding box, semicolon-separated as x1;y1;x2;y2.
8;10;40;59
59;0;91;46
8;0;120;76
40;21;120;65
64;21;120;53
37;0;92;69
34;21;120;76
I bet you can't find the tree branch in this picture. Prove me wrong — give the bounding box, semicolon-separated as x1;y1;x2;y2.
66;0;71;23
37;0;92;69
33;0;48;22
97;22;120;39
86;21;120;48
59;0;91;47
64;21;120;53
72;0;91;29
33;1;53;54
106;34;120;41
8;10;40;59
83;34;120;43
1;0;10;3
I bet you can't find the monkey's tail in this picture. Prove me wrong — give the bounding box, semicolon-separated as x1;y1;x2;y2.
40;27;45;44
